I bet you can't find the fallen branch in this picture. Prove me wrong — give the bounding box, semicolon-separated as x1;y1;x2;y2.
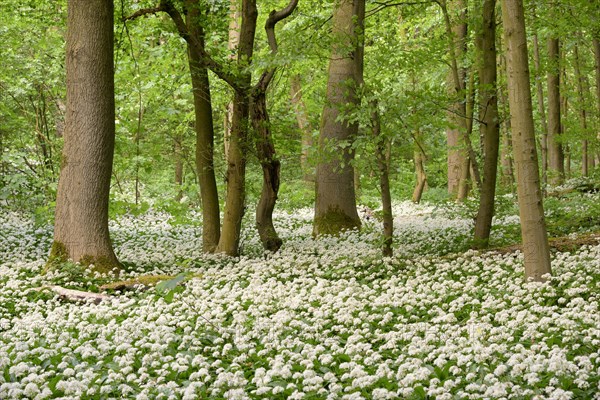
33;286;112;304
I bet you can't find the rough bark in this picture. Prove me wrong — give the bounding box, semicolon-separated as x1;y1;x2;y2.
546;38;564;185
473;0;500;249
290;75;314;181
501;0;552;281
49;0;120;274
313;0;364;236
185;1;221;252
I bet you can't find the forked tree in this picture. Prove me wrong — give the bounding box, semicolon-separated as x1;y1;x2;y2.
501;0;552;281
48;0;120;273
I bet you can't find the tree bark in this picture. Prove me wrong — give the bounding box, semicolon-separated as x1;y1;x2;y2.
185;0;221;252
440;0;469;199
313;0;364;236
573;43;590;176
593;37;600;166
49;0;120;274
371;101;393;256
290;75;314;181
501;0;552;281
473;0;500;249
223;0;240;164
546;38;564;185
250;0;298;252
532;30;548;189
215;0;257;255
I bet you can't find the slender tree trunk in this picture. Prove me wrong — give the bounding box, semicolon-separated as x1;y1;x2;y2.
185;0;221;252
593;37;600;166
501;0;551;281
573;43;590;176
457;69;480;199
290;75;314;181
473;0;500;248
370;100;393;256
313;0;364;236
49;0;120;273
440;0;469;199
498;54;515;187
223;0;241;164
546;38;564;185
532;31;548;187
174;135;184;201
216;0;257;255
412;130;427;203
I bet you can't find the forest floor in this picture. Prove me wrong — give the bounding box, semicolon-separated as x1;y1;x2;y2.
1;190;599;399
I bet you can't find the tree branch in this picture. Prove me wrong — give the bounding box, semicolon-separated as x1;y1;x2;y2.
123;5;167;21
256;0;299;91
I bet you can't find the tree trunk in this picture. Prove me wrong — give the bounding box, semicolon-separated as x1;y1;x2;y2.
498;54;515;188
473;0;500;249
593;37;600;167
573;43;590;176
371;100;393;256
532;31;548;187
546;38;564;185
313;0;364;236
215;0;257;255
174;134;184;201
248;0;298;252
251;91;282;252
290;75;314;181
223;0;240;164
440;0;469;199
49;0;120;274
501;0;552;281
185;1;221;252
412;130;427;203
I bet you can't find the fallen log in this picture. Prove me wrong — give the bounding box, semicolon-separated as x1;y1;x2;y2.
33;285;112;304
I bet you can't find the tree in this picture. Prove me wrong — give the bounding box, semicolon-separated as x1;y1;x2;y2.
48;0;120;273
313;0;364;236
185;0;221;252
473;0;500;248
546;37;565;185
501;0;552;281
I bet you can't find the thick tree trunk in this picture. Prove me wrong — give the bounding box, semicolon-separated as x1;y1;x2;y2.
546;38;564;185
313;0;364;236
185;1;221;252
49;0;120;274
501;0;552;281
290;75;314;181
473;0;500;249
223;0;241;164
216;0;257;255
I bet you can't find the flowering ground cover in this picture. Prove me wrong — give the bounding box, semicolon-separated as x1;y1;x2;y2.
1;198;599;399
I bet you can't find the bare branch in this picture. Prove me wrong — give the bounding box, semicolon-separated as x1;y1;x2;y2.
123;5;167;21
